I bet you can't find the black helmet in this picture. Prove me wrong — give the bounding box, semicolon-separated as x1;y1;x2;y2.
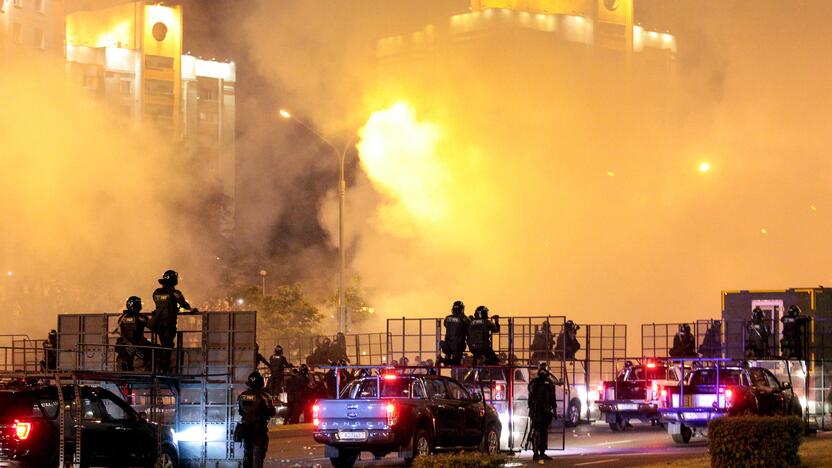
452;300;464;315
542;320;550;329
475;306;489;318
565;320;575;329
275;345;283;355
48;329;57;338
300;364;309;374
338;359;348;366
537;362;550;377
752;307;764;321
246;371;265;390
126;296;142;313
683;324;692;333
788;305;801;317
159;270;179;286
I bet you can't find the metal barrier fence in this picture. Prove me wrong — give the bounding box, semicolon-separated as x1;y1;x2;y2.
641;322;693;358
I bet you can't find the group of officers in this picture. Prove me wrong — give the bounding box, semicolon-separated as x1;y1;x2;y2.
40;269;197;373
439;300;583;367
667;304;812;360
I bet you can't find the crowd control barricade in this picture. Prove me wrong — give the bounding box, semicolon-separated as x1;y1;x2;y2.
641;322;694;358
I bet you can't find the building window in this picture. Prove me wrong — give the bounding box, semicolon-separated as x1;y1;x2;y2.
119;80;131;95
12;23;22;44
35;0;45;13
34;28;45;50
13;0;22;8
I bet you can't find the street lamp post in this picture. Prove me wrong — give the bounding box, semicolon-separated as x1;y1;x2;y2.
279;109;356;333
259;269;267;295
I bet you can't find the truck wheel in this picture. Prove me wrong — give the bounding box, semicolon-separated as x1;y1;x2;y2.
329;450;358;468
671;424;692;444
480;424;499;454
609;415;624;432
565;399;581;428
404;429;432;466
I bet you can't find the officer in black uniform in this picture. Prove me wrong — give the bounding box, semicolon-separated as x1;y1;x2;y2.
267;345;292;396
669;324;696;358
439;300;468;365
554;320;581;360
528;362;557;462
41;330;57;371
467;306;500;366
151;270;198;373
781;305;811;360
237;371;276;468
115;296;151;371
745;308;771;359
698;320;722;358
332;332;348;362
530;320;555;365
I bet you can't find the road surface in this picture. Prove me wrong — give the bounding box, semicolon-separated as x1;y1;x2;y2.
264;421;708;467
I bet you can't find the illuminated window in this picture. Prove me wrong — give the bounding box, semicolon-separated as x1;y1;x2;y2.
34;28;45;50
12;23;22;44
35;0;44;13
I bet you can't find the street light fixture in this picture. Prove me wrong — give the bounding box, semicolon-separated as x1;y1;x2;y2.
259;269;268;295
278;108;357;334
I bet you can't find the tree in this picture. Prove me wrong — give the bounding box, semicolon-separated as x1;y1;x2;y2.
230;283;322;339
325;278;375;329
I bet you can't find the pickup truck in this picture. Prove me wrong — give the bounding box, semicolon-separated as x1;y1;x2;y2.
660;365;802;443
597;361;680;431
313;373;502;467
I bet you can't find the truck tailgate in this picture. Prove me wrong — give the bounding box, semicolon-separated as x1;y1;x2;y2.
317;399;392;432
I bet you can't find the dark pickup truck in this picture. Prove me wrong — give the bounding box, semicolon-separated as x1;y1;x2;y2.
598;361;680;431
660;365;803;443
313;373;502;467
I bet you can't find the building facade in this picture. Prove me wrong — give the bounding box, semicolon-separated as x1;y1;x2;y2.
64;1;236;232
0;0;64;60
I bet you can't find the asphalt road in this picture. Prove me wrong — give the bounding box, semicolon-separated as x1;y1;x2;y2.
264;421;709;467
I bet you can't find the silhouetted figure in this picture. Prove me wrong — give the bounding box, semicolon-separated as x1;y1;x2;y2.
745;308;771;359
439;301;469;365
554;320;581;360
668;324;696;358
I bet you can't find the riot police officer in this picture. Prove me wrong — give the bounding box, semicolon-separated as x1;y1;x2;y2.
669;324;696;358
115;296;151;371
439;300;468;365
781;305;810;360
528;363;557;462
150;270;198;373
237;371;276;468
554;320;581;360
267;345;292;396
41;330;57;371
698;320;722;358
530;320;555;365
467;306;500;366
745;307;771;359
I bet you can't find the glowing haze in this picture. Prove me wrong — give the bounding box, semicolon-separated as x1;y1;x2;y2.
241;0;832;347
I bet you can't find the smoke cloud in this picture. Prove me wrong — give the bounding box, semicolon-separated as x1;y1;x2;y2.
0;56;219;336
239;0;832;350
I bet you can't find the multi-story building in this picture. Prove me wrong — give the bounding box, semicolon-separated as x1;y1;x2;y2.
0;0;64;60
64;1;236;231
377;0;676;78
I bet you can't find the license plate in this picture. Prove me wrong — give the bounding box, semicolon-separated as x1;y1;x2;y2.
683;412;707;420
338;431;368;440
617;404;638;411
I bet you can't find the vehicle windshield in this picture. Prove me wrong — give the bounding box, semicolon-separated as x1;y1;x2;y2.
687;369;743;386
345;378;414;399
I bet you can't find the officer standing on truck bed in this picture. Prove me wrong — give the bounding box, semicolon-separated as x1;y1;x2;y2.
439;300;468;365
237;371;276;468
781;305;811;360
41;329;57;371
150;270;198;373
698;320;722;358
528;362;557;463
745;307;771;359
467;306;500;366
530;320;554;365
114;296;151;371
554;320;581;360
668;324;696;358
